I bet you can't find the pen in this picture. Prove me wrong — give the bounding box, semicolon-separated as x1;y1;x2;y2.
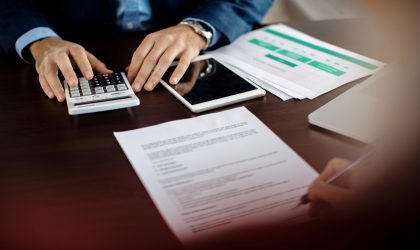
294;148;373;209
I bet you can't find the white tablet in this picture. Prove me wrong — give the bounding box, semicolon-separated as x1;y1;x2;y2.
160;55;266;113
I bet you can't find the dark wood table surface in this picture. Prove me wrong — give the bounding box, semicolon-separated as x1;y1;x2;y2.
0;20;386;249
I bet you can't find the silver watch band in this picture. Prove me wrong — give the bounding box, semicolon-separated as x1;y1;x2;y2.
179;21;213;50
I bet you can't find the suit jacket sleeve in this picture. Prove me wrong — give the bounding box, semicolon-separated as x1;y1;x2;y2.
0;0;56;55
187;0;273;44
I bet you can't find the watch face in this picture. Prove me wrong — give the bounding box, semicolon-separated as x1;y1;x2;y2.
202;30;212;39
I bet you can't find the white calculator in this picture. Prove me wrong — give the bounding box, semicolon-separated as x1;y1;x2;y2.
64;72;140;115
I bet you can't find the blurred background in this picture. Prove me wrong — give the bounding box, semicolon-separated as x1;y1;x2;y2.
263;0;360;23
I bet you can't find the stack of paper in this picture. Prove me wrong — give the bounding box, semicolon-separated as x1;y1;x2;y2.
209;24;384;100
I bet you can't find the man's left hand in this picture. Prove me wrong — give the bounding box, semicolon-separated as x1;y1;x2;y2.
127;25;206;92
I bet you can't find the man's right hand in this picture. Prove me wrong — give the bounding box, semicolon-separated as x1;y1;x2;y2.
307;158;356;218
30;37;112;102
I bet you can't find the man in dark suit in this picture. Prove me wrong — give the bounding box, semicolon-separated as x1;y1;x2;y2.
0;0;272;102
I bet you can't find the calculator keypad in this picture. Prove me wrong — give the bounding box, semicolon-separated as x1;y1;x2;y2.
69;73;128;98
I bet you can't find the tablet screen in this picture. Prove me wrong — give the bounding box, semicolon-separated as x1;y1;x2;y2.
161;58;257;105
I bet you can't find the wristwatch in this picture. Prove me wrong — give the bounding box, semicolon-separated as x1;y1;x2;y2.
179;20;213;50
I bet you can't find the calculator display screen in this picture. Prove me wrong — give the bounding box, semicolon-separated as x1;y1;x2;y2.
162;58;257;105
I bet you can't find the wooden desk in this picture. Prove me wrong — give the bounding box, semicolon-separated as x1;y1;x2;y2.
0;20;384;249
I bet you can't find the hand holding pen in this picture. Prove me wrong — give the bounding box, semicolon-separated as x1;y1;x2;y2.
295;148;373;216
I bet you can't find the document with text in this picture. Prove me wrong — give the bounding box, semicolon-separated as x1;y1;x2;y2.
210;24;384;100
114;107;318;245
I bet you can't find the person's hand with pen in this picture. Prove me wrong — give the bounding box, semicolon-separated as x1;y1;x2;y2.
306;158;359;218
296;148;374;218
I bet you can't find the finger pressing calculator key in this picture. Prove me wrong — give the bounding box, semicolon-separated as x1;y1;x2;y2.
64;72;140;115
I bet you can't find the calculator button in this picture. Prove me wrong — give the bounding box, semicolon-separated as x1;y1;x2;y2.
80;82;89;88
71;92;81;97
106;86;116;92
82;90;92;96
117;84;127;91
95;87;105;94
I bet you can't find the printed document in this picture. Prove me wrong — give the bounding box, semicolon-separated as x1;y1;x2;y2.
210;24;384;100
114;107;318;244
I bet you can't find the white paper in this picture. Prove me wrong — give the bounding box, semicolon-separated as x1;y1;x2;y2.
209;24;384;99
220;57;300;100
114;107;318;245
222;61;293;100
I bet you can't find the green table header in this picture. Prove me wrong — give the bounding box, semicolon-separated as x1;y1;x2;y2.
265;54;298;68
264;28;379;70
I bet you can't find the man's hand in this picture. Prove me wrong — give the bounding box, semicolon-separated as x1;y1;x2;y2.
30;37;112;102
127;25;206;92
307;158;357;218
